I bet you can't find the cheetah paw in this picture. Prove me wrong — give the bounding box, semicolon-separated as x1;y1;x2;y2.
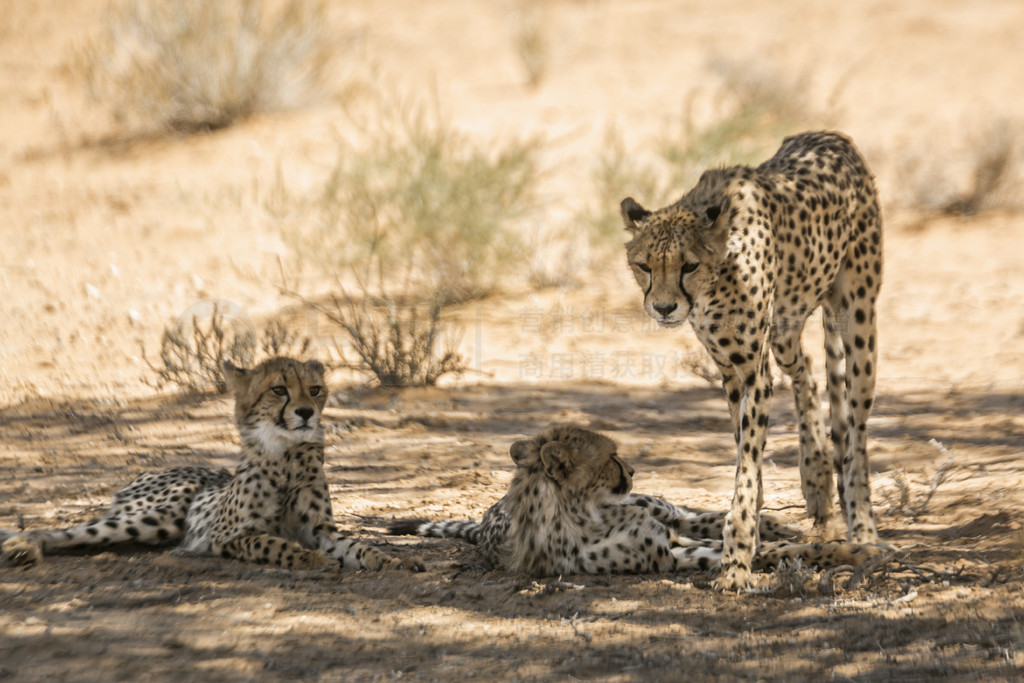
365;551;425;572
807;518;841;542
293;550;334;571
711;566;751;593
2;535;43;566
846;542;891;565
384;555;426;572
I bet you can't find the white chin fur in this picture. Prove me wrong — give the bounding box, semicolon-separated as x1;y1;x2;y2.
246;421;321;451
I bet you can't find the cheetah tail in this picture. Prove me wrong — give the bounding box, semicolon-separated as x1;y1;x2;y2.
385;520;432;536
387;518;481;542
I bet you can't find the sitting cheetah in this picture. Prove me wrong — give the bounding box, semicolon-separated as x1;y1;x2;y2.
2;357;422;572
621;131;884;590
390;425;882;576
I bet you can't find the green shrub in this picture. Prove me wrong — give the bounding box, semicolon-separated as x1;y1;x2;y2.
287;93;543;305
660;56;833;188
582;60;832;252
585;124;670;248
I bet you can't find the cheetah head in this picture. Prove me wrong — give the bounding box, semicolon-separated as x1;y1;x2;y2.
223;357;327;447
622;173;732;327
509;424;634;499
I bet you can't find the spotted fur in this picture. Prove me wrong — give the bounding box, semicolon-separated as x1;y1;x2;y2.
390;425;882;576
3;357;422;572
622;131;884;590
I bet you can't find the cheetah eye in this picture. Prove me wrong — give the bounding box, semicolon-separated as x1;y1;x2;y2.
634;262;651;274
308;386;323;397
271;386;288;397
681;262;700;275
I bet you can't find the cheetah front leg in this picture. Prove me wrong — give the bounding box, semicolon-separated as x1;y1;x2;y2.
311;523;424;571
711;342;775;591
285;477;424;571
771;317;836;537
220;533;334;570
753;540;886;571
626;493;798;540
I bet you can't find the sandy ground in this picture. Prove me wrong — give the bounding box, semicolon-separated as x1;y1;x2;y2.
2;1;1024;680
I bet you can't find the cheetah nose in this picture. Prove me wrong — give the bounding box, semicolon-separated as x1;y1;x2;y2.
653;303;677;317
295;407;314;422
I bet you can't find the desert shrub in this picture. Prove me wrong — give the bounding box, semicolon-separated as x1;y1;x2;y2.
582;59;832;254
522;221;591;290
321;290;464;388
146;302;310;393
276;90;533;385
508;0;549;88
896;120;1021;215
881;439;959;518
660;56;834;189
583;124;671;249
286;92;543;305
72;0;332;133
280;251;466;388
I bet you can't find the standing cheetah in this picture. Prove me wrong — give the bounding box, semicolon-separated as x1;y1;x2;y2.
621;131;883;590
2;357;423;573
390;424;883;576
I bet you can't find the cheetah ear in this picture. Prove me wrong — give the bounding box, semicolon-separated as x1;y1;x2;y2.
304;359;325;377
620;197;651;232
222;360;252;396
539;441;575;482
509;439;534;466
700;198;730;255
702;197;729;227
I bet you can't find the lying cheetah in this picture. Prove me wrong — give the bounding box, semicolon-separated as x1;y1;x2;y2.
2;357;422;572
621;131;884;590
390;425;882;576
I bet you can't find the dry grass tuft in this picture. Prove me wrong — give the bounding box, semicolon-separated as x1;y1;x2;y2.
321;291;464;388
582;58;833;262
942;122;1020;215
71;0;333;134
881;439;959;519
280;257;466;389
508;0;550;88
275;88;536;386
764;558;816;598
659;56;833;189
145;302;311;394
895;119;1022;215
585;124;670;248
